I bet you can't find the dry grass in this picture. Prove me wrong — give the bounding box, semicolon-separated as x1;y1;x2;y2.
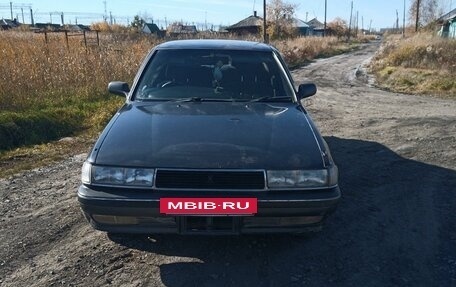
0;31;159;111
273;36;355;67
0;31;162;150
370;33;456;97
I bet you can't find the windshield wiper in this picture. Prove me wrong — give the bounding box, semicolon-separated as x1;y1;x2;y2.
171;97;204;102
171;97;237;103
248;96;292;102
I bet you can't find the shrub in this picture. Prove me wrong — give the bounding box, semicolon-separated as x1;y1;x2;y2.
370;33;456;97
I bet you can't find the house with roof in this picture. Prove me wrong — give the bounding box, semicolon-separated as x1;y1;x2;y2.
1;19;20;30
225;11;263;35
143;22;165;37
292;18;312;36
143;23;160;34
437;8;456;38
307;18;326;36
34;23;62;31
63;24;90;32
167;23;198;37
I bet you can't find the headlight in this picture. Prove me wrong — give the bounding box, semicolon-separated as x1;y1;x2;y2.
81;162;154;187
81;161;92;184
267;166;338;188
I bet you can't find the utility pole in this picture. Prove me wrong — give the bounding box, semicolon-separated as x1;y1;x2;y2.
356;11;359;36
263;0;267;43
348;1;353;40
10;2;13;20
21;7;24;23
402;0;406;37
110;11;113;25
396;9;399;32
369;19;372;33
324;0;327;37
61;12;64;25
415;0;421;32
103;0;107;22
362;16;364;34
30;8;34;26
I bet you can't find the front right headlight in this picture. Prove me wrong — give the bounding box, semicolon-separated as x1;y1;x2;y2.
267;165;338;189
267;170;327;188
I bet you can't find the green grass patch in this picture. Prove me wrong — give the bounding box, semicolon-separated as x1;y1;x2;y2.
0;95;123;151
378;66;397;78
429;78;455;91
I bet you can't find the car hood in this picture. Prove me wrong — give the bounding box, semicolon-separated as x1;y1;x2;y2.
93;102;324;170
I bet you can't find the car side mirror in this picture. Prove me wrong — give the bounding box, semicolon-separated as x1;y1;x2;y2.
108;81;130;97
297;83;317;101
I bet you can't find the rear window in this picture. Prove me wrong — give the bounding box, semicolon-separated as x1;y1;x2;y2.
134;49;294;101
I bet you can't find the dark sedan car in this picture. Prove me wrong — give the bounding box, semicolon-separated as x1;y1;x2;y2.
78;39;340;235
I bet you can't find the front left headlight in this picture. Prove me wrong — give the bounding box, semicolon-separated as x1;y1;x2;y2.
81;161;92;184
81;162;154;187
267;166;338;188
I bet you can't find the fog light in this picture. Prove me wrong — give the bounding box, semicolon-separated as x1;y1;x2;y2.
243;216;323;227
92;214;139;225
280;216;323;225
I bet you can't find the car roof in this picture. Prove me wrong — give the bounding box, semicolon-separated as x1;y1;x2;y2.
155;39;273;52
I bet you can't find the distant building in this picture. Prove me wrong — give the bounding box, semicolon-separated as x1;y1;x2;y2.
76;24;91;31
34;23;62;31
167;23;198;37
63;24;90;32
307;18;326;36
292;18;312;36
437;8;456;38
379;28;400;35
225;11;263;35
143;23;165;37
0;18;20;30
143;23;160;34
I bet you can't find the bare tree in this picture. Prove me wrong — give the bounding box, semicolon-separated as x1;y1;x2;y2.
423;0;440;23
327;18;348;39
266;0;298;40
409;0;444;29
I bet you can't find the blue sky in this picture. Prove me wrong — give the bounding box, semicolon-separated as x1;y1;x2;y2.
1;0;454;30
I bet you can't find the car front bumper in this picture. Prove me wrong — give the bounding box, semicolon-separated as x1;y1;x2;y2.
77;185;341;235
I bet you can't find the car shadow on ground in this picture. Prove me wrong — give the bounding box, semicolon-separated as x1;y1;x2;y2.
109;136;456;286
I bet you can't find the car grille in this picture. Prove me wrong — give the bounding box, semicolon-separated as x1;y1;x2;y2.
155;169;265;189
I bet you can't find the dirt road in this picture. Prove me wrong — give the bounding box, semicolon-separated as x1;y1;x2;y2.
1;42;456;287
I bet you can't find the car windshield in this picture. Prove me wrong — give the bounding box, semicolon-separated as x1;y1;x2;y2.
134;49;294;102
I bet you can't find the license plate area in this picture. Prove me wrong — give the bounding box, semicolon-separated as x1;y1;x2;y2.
180;216;239;234
160;198;257;215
